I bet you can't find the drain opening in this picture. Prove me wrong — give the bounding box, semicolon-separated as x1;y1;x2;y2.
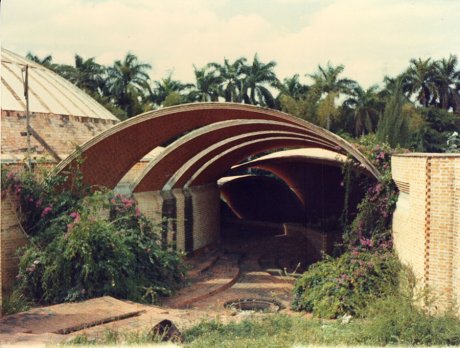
224;298;281;312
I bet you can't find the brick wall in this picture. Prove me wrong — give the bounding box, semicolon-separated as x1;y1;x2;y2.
1;193;29;314
1;111;117;161
188;184;220;252
134;184;220;253
452;158;460;309
392;154;460;312
392;156;427;288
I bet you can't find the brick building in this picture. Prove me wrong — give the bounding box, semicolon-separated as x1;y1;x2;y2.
2;49;459;316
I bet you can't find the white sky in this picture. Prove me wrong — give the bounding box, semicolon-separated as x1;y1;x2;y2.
2;0;460;88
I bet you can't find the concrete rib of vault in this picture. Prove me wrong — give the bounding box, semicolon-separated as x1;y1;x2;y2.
183;135;326;188
163;131;328;191
130;119;336;192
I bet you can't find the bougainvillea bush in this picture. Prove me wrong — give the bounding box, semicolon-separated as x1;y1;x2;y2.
292;135;405;318
343;135;401;248
292;243;400;318
2;168;185;305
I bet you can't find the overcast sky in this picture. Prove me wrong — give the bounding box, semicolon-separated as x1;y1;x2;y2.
2;0;460;88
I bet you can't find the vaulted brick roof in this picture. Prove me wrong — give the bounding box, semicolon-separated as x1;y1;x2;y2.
56;103;380;191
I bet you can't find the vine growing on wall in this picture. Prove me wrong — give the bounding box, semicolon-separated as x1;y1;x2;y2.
342;134;402;249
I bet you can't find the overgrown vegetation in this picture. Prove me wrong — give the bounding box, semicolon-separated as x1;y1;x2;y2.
182;304;460;347
186;266;460;346
291;248;400;318
291;135;403;318
2;166;185;309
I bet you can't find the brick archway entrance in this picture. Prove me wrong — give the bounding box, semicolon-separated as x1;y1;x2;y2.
56;103;379;253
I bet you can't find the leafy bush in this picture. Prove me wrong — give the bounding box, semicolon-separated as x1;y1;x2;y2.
362;294;460;345
343;135;400;247
1;164;85;241
291;248;400;318
3;167;185;306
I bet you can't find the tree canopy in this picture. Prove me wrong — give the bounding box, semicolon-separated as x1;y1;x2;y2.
26;50;460;151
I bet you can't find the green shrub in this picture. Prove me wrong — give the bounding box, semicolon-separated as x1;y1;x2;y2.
3;166;185;307
1;289;31;315
362;294;460;345
291;248;400;318
343;135;400;247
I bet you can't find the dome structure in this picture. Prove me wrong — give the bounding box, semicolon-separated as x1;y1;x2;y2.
1;48;119;162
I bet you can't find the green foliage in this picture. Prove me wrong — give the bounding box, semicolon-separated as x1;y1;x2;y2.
343;135;400;247
67;327;172;345
163;91;186;107
447;131;460;152
182;299;460;347
3;168;185;307
377;80;410;147
291;249;400;318
363;294;460;345
2;164;86;240
1;289;31;315
414;107;459;152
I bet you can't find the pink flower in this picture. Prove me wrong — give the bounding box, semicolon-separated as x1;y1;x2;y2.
41;205;53;218
135;207;141;217
69;212;81;223
35;199;43;208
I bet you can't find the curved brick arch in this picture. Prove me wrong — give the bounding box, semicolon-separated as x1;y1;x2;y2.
132;120;336;192
56;103;380;189
185;137;325;187
162;131;324;190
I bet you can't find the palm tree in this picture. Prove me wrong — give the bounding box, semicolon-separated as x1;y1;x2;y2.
241;54;280;108
72;54;106;96
106;52;152;117
151;73;192;106
434;54;460;113
188;65;223;102
344;85;381;136
208;57;247;102
308;62;356;129
308;62;356;96
402;58;438;107
377;79;410;147
278;74;309;100
26;52;54;68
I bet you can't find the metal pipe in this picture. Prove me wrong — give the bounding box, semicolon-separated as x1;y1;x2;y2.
23;65;32;171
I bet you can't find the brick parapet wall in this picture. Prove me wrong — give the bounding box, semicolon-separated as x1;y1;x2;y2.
392;156;427;287
392;154;460;313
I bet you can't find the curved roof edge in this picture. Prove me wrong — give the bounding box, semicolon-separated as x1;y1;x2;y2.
55;103;381;190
